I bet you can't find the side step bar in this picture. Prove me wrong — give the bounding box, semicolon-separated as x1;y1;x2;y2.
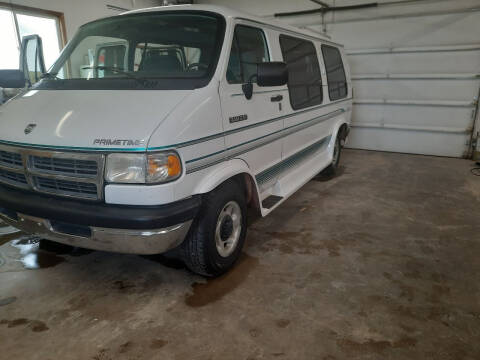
262;195;283;210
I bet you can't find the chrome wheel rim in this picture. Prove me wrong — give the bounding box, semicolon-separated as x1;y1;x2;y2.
215;201;242;258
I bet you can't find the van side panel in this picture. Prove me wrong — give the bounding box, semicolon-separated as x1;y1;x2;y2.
108;17;352;213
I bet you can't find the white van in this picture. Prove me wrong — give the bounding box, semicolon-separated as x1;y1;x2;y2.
0;5;352;276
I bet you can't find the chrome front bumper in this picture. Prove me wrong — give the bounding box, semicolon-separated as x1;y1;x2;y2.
0;212;192;255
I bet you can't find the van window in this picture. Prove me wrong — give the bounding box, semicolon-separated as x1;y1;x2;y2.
39;12;225;90
227;25;269;84
97;44;127;77
322;45;348;101
134;44;187;72
279;35;322;110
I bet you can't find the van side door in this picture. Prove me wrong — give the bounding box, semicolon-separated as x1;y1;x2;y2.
279;35;333;163
219;23;286;189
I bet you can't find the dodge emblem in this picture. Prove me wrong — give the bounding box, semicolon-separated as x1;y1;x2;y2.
24;124;37;135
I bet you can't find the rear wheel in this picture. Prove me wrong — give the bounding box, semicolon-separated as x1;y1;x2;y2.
181;180;247;277
321;133;342;177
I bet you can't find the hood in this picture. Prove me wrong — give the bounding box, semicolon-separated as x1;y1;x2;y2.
0;89;191;151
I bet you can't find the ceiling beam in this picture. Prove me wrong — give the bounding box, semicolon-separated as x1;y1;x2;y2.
274;3;378;18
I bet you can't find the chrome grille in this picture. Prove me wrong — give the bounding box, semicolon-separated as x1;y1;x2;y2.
30;156;98;177
0;150;23;168
33;176;98;199
0;169;28;187
0;145;105;201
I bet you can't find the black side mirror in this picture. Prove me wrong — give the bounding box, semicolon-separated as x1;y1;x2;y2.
242;62;288;100
257;62;288;87
20;34;47;86
0;70;26;89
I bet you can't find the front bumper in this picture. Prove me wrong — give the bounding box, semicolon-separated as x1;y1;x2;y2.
0;184;200;254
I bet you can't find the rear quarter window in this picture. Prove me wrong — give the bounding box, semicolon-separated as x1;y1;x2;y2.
321;45;348;101
279;34;323;110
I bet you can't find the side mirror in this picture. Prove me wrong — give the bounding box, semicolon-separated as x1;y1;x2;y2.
20;34;47;86
0;70;26;89
242;62;288;100
257;62;288;87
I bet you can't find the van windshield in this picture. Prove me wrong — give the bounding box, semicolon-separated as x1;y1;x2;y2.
36;11;225;90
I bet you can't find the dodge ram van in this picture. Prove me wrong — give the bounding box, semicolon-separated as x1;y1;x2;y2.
0;5;352;276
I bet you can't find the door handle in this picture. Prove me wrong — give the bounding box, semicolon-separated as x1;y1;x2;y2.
271;95;283;102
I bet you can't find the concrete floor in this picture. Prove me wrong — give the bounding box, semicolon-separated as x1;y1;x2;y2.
0;149;479;360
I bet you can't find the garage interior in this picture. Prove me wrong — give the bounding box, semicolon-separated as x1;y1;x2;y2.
1;0;479;359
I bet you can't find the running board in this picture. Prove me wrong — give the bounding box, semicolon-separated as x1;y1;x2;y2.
256;135;331;192
262;195;283;209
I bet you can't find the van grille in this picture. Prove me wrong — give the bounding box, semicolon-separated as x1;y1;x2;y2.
0;169;28;187
33;176;98;199
0;145;104;201
30;156;98;177
0;150;23;168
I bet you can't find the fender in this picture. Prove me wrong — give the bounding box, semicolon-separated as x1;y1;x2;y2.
328;115;351;156
192;157;258;195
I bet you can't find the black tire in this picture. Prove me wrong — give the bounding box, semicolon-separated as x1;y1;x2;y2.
180;179;247;277
321;133;342;177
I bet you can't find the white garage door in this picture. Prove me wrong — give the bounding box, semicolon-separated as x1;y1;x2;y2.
312;0;480;158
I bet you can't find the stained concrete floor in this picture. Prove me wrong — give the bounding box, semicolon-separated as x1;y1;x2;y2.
0;149;479;360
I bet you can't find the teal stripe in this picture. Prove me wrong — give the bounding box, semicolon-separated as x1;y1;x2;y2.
0;139;146;152
187;108;343;164
185;148;225;164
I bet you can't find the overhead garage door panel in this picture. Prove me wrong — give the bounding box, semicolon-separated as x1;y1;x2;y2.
352;104;473;130
348;50;480;75
329;10;480;48
353;79;479;102
349;127;468;158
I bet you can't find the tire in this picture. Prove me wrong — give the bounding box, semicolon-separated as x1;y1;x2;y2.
180;179;247;277
321;132;342;177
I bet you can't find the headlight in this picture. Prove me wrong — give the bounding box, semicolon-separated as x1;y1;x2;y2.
105;152;182;184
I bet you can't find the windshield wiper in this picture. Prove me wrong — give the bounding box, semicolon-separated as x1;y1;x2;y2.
84;66;150;87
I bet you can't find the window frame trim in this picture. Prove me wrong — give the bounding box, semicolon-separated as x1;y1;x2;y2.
0;2;67;49
225;23;271;85
279;33;324;111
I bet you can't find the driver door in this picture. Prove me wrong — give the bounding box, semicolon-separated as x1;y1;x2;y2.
219;23;285;183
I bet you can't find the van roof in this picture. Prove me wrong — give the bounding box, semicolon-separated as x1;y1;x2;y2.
122;4;343;47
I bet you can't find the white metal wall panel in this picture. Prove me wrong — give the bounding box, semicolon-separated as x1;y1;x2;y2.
325;7;480;158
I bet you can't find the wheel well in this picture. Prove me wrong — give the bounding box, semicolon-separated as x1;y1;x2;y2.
339;123;348;140
230;173;261;213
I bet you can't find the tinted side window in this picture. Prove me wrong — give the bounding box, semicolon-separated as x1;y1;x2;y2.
227;25;269;84
279;35;323;110
322;45;347;101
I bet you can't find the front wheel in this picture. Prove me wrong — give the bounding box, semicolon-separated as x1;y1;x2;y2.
181;180;247;277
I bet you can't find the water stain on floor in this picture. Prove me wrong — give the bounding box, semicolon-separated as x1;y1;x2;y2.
185;253;259;308
337;336;417;354
0;297;17;307
10;237;66;270
150;339;168;349
0;318;49;332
